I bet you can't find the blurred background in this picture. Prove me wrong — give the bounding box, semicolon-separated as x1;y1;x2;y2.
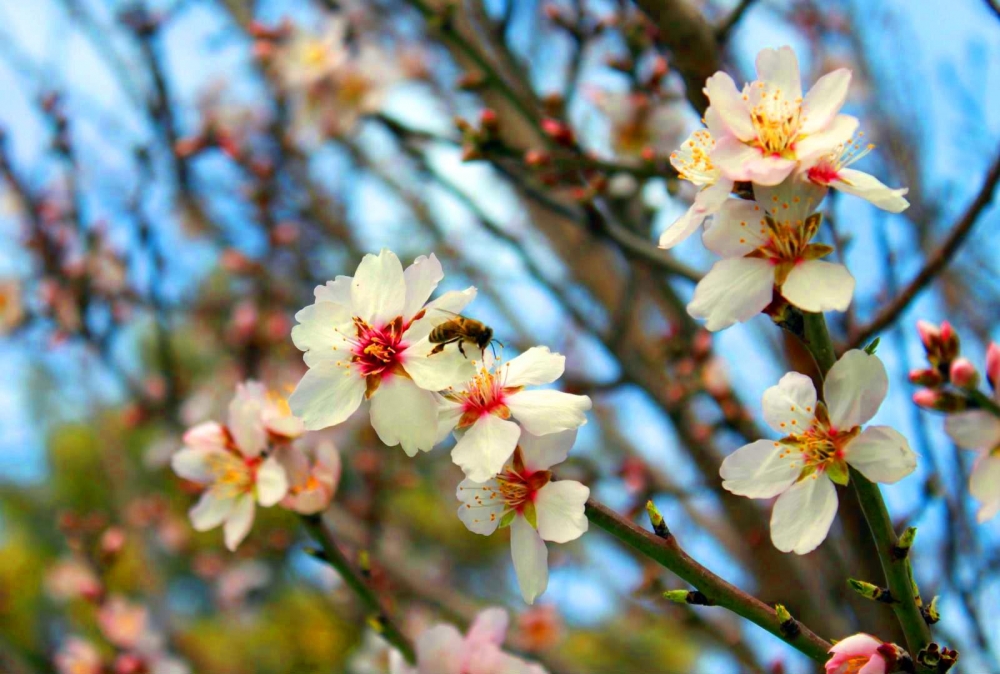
1;0;999;672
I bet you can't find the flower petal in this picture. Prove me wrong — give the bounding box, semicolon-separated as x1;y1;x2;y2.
762;372;818;434
833;168;909;213
945;410;1000;450
404;287;478;343
451;414;521;482
351;249;407;326
741;155;798;186
171;446;226;484
292;302;353;355
499;346;566;388
828;633;883;656
511;516;549;605
845;426;916;484
702;198;770;257
781;260;855;314
456;477;505;535
402;336;477;391
223;493;256;551
720;439;800;498
189;489;236;532
659;180;732;250
288;362;366;431
703;73;754;141
970;453;1000;523
369;376;446;456
770;475;838;555
255;456;289;506
414;625;464;674
313;275;353;306
519;428;577;471
755;46;802;102
228;383;268;458
799;68;851;135
506;389;591;436
535;480;589;544
182;421;228;451
465;608;509;649
686;257;774;332
795;114;859;164
712;135;766;181
402;253;443;321
824;350;888;430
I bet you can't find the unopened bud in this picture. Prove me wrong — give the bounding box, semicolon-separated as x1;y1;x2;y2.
479;108;499;132
891;526;917;560
663;589;713;605
645;500;670;538
100;526;127;557
916;320;940;350
950;358;979;389
524;149;551;167
909;368;943;387
940;321;960;361
912;389;941;409
541;118;575;146
986;342;1000;388
457;71;487;90
662;589;689;604
848;578;895;603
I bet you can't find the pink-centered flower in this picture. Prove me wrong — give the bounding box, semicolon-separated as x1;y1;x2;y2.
825;634;890;674
441;347;592;482
706;46;857;186
391;608;548;674
457;430;589;604
720;350;916;554
944;384;1000;523
802;136;909;213
290;250;477;456
278;441;341;515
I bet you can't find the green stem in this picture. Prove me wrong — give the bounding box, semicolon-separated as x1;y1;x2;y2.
968;388;1000;417
302;515;416;664
585;499;833;663
799;313;933;661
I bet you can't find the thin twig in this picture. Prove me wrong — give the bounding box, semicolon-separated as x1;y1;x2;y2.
716;0;756;42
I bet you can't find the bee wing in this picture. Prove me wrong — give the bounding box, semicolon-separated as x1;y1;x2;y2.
431;308;463;318
429;322;464;343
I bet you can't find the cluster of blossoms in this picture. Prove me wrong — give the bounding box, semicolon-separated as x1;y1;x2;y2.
910;322;1000;522
658;46;909;331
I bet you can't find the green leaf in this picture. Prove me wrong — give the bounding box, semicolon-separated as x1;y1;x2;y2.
522;501;538;529
827;460;850;486
863;337;881;355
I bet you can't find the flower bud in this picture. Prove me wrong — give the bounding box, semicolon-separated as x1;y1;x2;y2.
939;321;960;361
912;389;941;410
986;342;1000;388
541;118;575;146
949;358;979;389
909;368;943;387
917;320;940;350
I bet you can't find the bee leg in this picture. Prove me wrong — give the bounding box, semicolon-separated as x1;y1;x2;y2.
429;343;446;356
458;341;468;358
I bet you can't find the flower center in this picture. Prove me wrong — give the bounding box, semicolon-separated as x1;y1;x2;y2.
748;83;801;156
449;363;518;427
206;452;257;497
840;655;873;674
348;316;406;377
807;135;875;186
670;129;718;186
496;449;552;511
778;406;860;474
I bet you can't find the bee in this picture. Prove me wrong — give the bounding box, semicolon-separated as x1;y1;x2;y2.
429;312;502;358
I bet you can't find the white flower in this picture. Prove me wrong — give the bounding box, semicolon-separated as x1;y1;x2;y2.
720;350;917;554
232;380;305;441
171;393;289;551
289;250;477;456
590;90;686;162
802;135;909;213
278;441;341;515
391;609;548;674
277;21;350;91
945;393;1000;523
456;430;589;604
441;347;592;482
659;108;735;249
688;178;855;331
706;46;857;186
54;637;102;674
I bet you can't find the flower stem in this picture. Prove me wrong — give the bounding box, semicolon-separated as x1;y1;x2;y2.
968;388;1000;417
301;514;416;664
798;312;933;660
585;499;833;663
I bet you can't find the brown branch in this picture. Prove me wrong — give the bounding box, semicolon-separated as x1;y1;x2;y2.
716;0;757;42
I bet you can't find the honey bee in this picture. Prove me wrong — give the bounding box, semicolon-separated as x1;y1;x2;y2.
429;312;502;358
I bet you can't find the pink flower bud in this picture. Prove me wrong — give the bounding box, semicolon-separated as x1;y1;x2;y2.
908;368;943;387
916;320;940;349
949;358;979;389
986;342;1000;387
824;633;889;674
912;389;940;409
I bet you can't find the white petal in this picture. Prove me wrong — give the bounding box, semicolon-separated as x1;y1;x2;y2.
351;249;407;326
506;389;591;436
171;446;225;484
228;386;267;458
369;376;445;456
687;257;774;332
464;608;510;650
511;516;548;605
829;633;883;657
456;477;505;535
519;429;577;471
313;275;352;305
703;105;726;137
255;456;289;506
770;475;838;554
500;346;566;388
659;181;731;250
703;73;754;141
535;480;590;543
755;46;802;102
291;302;353;354
402;253;443;321
740;154;798;186
720;439;800;498
404;287;478;343
182;421;228;451
712;135;765;181
402;337;476;391
762;372;817;434
702;198;770;257
945;410;1000;450
189;489;236;532
845;426;917;484
451;415;521;482
799;69;851;135
781;260;855;314
824;350;888;430
833;169;909;213
223;494;256;551
794;114;859;163
414;625;464;674
970;453;1000;523
288;362;366;431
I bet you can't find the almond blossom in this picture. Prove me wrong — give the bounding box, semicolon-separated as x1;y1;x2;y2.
824;634;892;674
659;108;735;249
456;430;589;604
290;250;477;456
706;46;857;186
232;380;305;442
391;608;548;674
278;440;342;515
687;178;854;330
802;135;909;213
944;391;1000;523
441;347;592;482
720;350;916;554
170;392;289;551
54;637;102;674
